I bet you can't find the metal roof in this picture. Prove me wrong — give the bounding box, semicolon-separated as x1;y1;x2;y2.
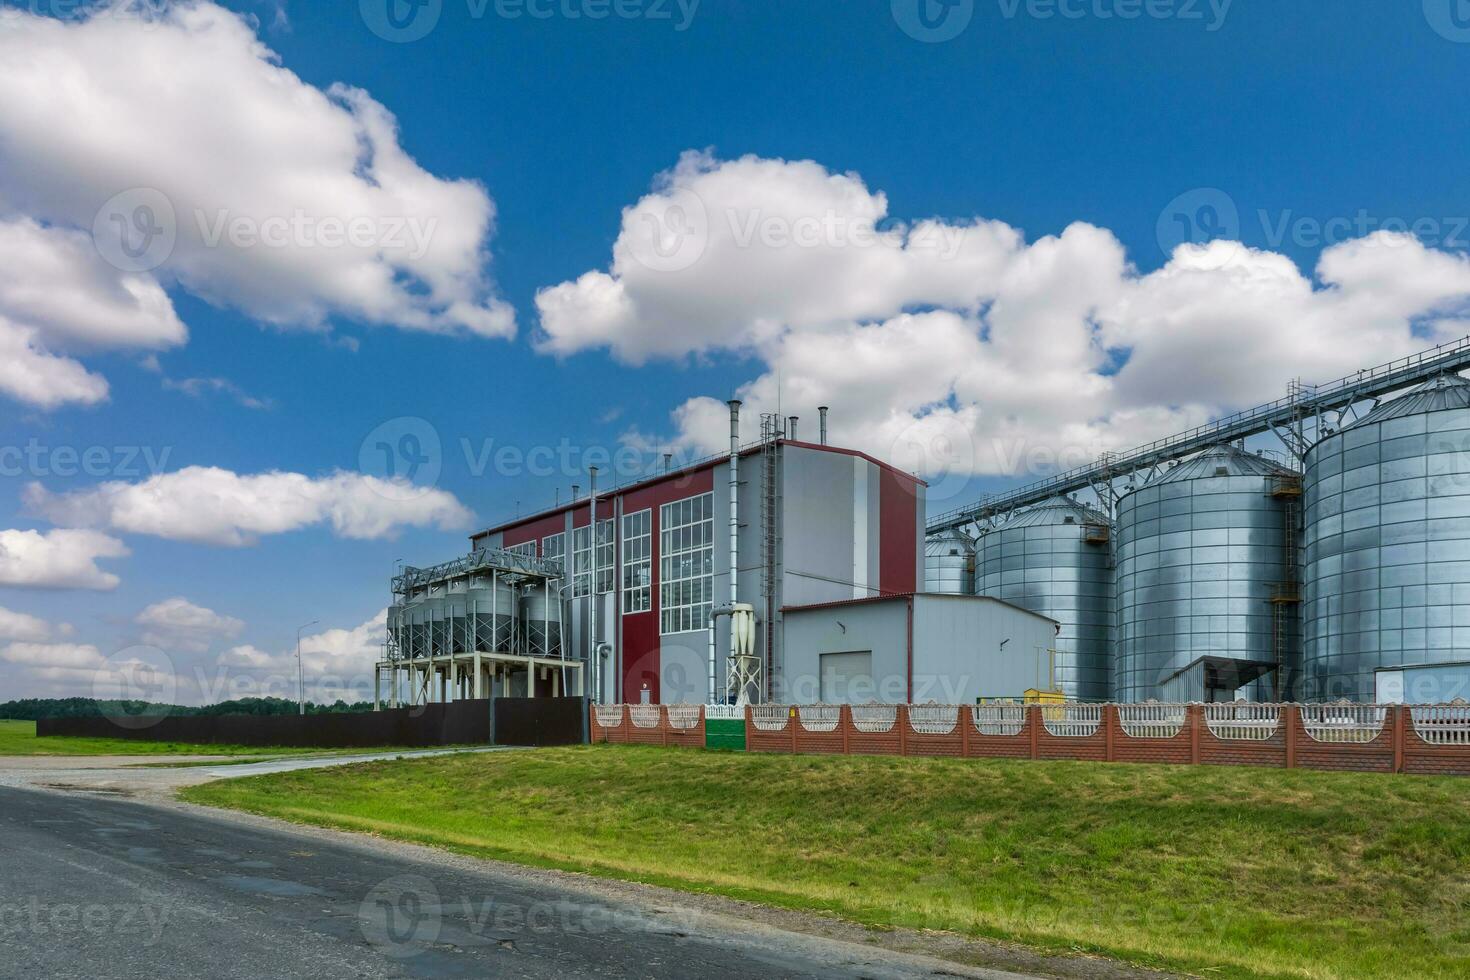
782;591;1060;625
1347;373;1470;428
996;495;1109;528
1143;444;1297;486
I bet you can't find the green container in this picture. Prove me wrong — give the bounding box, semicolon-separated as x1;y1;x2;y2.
705;718;747;751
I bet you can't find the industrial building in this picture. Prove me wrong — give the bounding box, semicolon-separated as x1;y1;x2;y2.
781;593;1059;704
381;405;946;707
928;337;1470;705
379;337;1470;710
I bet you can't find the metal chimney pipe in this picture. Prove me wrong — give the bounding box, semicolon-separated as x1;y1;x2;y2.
727;401;741;615
818;406;829;445
588;467;598;703
572;484;580;500
789;416;799;442
663;452;673;472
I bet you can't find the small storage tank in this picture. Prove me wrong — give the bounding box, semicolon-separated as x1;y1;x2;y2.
1114;445;1301;703
925;529;975;595
1303;374;1470;703
976;496;1113;701
467;574;517;652
521;581;564;657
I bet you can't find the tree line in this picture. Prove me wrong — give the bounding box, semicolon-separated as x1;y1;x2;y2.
0;697;374;721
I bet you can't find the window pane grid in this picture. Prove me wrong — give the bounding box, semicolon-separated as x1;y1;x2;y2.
623;509;652;613
661;493;714;634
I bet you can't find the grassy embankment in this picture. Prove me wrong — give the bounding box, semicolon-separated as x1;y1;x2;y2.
183;744;1470;979
0;718;398;758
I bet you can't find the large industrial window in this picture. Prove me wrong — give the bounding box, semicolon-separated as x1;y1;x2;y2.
542;532;565;576
596;519;615;594
572;525;593;598
622;509;652;613
660;492;713;634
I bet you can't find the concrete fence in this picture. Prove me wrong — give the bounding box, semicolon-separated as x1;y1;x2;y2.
589;702;1470;776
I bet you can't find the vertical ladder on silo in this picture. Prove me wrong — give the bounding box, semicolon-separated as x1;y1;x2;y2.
759;414;784;702
1268;473;1304;700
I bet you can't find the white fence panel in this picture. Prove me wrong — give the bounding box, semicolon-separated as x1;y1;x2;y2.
666;704;702;730
798;704;841;733
1118;704;1187;739
629;705;661;729
704;704;745;721
594;704;624;729
751;704;792;732
1203;703;1281;741
1042;703;1103;738
1410;705;1470;745
908;704;959;735
973;704;1026;737
1300;703;1386;743
850;704;897;733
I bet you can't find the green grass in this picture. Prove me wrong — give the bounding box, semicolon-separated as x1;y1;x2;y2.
181;746;1470;979
0;718;396;758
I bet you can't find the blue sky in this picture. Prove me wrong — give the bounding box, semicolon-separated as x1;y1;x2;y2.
1;0;1468;700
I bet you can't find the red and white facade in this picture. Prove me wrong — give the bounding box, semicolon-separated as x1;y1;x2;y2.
471;438;926;704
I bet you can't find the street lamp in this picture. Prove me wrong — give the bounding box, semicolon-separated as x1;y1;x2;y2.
296;620;319;716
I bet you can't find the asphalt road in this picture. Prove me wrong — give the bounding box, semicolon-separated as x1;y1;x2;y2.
0;787;1035;980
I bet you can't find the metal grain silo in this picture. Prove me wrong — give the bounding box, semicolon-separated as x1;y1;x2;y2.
521;581;564;657
1303;374;1470;703
976;496;1113;701
1114;445;1302;703
467;573;517;652
925;529;975;595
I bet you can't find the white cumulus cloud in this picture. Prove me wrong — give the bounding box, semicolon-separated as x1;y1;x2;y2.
0;606;71;643
0;528;129;590
24;466;474;547
0;2;513;410
136;597;244;653
538;154;1470;490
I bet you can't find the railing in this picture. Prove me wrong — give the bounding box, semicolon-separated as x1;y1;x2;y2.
394;546;565;593
798;704;841;733
973;704;1026;737
1410;705;1470;745
666;704;702;730
927;335;1470;533
908;704;960;735
629;705;661;729
851;704;898;733
704;704;746;721
1118;703;1187;739
1042;703;1104;738
1300;704;1387;743
593;704;624;729
1203;703;1281;741
750;704;791;732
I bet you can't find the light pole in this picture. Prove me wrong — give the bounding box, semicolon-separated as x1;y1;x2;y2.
296;620;319;716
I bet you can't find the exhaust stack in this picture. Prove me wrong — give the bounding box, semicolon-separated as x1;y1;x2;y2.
818;406;829;445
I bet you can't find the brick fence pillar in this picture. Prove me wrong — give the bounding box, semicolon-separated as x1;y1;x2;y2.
841;705;851;755
899;705;909;756
1284;705;1298;769
1189;704;1202;766
960;705;971;758
1104;704;1116;762
1028;705;1040;760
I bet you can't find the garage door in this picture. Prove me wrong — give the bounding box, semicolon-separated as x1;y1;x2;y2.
820;651;875;704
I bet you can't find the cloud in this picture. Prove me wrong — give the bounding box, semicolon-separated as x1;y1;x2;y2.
0;528;128;590
0;218;187;408
215;609;386;703
0;4;512;365
544;154;1470;491
136;597;244;653
0;607;71;643
161;375;272;410
25;466;474;546
0;642;105;671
